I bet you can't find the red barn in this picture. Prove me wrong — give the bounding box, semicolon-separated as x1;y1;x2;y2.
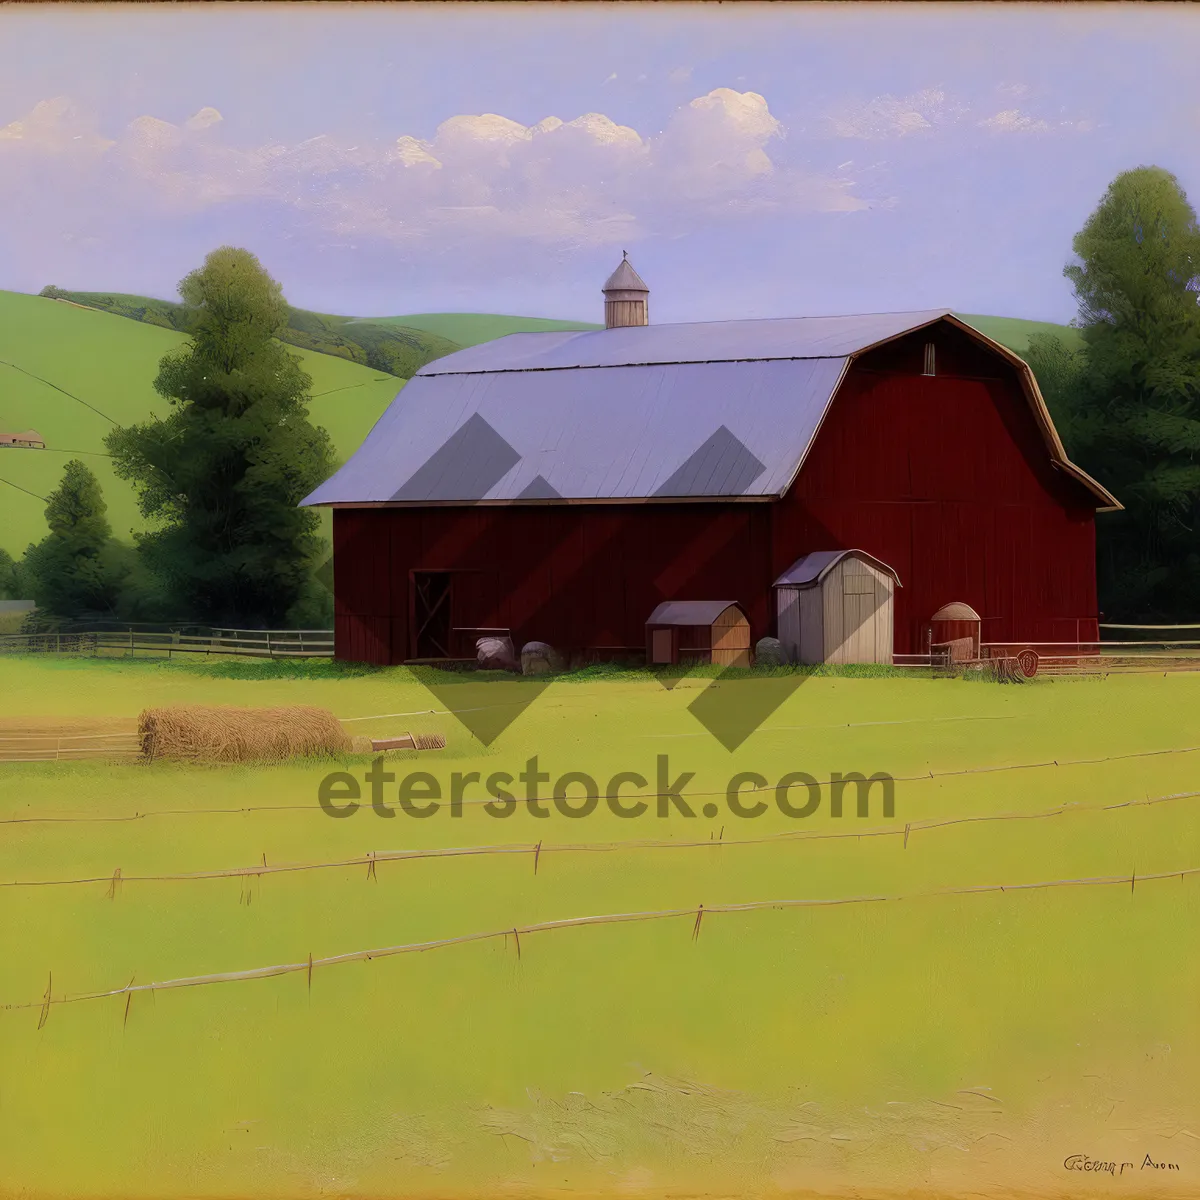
302;260;1119;665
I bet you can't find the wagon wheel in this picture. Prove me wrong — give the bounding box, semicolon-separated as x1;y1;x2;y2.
1016;648;1039;678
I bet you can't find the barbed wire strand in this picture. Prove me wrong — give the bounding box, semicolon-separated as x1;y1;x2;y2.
7;863;1197;1016
2;786;1198;892
4;742;1198;827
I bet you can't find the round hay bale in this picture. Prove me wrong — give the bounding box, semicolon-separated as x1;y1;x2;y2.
755;636;787;667
521;641;565;675
139;705;351;763
476;635;518;672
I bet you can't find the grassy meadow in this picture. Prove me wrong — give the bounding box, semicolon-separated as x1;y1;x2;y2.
1;656;1198;1198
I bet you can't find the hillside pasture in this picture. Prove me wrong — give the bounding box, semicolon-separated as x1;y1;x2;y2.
367;311;604;345
0;657;1196;1198
0;291;401;557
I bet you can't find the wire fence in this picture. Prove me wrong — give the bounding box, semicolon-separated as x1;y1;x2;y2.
10;860;1198;1025
4;741;1198;825
0;628;334;660
3;784;1197;893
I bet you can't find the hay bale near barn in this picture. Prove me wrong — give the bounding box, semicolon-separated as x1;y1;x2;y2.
755;637;787;667
476;636;518;671
139;705;351;763
521;641;565;675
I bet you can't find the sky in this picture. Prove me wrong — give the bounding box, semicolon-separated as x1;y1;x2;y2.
1;3;1198;324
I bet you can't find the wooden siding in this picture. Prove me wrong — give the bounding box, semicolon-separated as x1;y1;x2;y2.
711;606;751;667
331;328;1102;664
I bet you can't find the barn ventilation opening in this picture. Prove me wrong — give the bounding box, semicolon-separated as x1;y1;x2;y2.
922;343;936;376
412;572;453;659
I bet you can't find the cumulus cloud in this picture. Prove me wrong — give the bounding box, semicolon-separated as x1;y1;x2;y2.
823;88;959;140
0;87;867;265
977;108;1093;135
978;109;1053;134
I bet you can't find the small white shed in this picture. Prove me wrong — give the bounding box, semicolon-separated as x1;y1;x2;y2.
773;550;901;665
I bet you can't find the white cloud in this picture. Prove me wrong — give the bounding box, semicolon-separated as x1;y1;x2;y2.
978;109;1053;134
0;88;868;262
823;88;957;140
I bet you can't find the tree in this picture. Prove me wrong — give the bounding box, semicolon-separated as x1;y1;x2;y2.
106;247;335;626
0;547;28;600
1055;167;1200;619
22;460;129;620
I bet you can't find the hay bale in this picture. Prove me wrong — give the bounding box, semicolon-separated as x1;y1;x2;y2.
521;641;565;675
755;636;787;667
476;635;518;671
139;705;351;763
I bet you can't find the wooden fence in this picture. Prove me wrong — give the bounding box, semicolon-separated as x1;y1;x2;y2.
0;628;334;660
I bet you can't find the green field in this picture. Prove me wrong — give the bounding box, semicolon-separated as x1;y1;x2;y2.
0;291;402;558
957;312;1084;354
356;312;603;346
1;658;1197;1198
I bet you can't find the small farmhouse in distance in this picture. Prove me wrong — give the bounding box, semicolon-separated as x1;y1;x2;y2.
0;429;46;449
303;258;1119;666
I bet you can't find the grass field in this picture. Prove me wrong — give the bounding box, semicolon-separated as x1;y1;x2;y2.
0;291;401;558
356;312;603;346
1;657;1197;1198
956;312;1084;354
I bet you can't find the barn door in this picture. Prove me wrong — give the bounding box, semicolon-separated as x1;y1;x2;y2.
412;572;453;659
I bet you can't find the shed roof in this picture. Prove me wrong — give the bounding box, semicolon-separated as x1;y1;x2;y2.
931;601;981;622
646;600;743;627
301;311;1120;511
773;549;902;589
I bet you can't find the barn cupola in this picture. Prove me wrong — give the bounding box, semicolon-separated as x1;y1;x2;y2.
602;252;649;329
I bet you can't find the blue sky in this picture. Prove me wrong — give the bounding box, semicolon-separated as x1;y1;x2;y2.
1;3;1198;323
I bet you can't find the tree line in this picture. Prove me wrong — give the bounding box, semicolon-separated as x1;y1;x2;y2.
1026;166;1200;621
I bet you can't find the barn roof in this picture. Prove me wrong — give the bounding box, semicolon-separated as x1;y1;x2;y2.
646;600;743;627
301;310;1120;510
774;549;902;589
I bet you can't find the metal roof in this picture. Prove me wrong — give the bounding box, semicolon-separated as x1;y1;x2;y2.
300;308;1119;510
646;600;743;626
773;549;902;589
416;309;951;376
303;356;849;504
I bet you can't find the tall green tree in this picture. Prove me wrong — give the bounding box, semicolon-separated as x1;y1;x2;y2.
22;460;129;620
107;247;334;626
1041;167;1200;619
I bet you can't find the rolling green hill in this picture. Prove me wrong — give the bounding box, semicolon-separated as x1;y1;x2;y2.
956;312;1083;353
0;291;401;559
42;288;462;379
359;312;603;346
